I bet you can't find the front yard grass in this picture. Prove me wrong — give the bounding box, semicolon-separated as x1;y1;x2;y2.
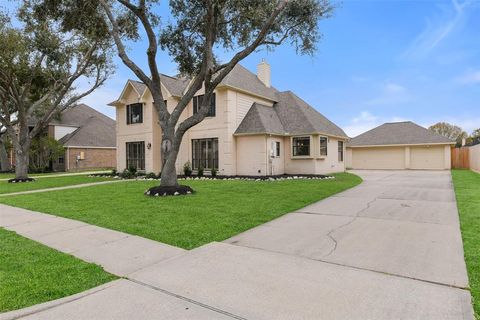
452;169;480;318
0;173;361;249
0;175;113;195
0;228;116;313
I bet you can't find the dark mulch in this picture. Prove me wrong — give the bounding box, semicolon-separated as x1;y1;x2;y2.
7;178;36;183
145;185;194;197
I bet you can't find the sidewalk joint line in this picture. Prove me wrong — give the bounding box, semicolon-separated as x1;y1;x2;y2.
127;279;247;320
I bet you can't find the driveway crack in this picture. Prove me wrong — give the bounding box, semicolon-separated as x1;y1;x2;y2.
322;197;378;259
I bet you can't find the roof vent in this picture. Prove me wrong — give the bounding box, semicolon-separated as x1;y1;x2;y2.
257;59;271;88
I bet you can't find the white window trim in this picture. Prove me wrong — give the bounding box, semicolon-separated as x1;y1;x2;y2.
291;135;312;159
319;136;328;158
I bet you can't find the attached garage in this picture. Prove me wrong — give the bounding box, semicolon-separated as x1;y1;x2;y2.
347;121;455;170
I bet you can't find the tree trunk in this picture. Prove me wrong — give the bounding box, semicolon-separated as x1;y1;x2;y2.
15;146;30;179
160;137;180;187
0;137;10;171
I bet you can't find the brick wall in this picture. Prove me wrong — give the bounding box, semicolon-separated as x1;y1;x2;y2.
66;147;116;171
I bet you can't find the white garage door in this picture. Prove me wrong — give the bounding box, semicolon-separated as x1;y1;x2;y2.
410;146;445;170
351;147;405;169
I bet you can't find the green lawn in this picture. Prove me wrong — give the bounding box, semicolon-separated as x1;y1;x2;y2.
0;173;361;249
0;175;113;194
0;228;116;313
452;169;480;318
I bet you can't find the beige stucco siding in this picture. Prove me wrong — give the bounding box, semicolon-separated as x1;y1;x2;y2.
236;135;268;175
351;147;406;170
284;135;346;174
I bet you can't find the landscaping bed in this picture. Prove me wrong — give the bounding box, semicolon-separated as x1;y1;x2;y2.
452;169;480;318
0;228;116;312
0;173;361;249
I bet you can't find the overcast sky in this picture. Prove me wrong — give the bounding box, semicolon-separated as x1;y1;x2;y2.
4;0;480;137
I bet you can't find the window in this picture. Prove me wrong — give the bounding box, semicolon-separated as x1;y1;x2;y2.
275;141;281;157
126;103;143;124
292;136;310;157
193;93;216;117
192;138;218;170
58;155;64;164
126;141;145;170
320;137;328;156
338;141;344;162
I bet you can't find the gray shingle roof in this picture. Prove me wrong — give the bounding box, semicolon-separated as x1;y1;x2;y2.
235;91;348;138
235;103;285;135
129;75;189;98
59;116;116;148
348;121;455;147
219;64;278;101
28;104;115;128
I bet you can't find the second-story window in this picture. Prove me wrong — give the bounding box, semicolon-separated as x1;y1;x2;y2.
127;103;143;124
193;93;216;117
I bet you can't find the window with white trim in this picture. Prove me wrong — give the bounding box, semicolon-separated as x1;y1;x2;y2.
275;141;280;157
292;136;310;157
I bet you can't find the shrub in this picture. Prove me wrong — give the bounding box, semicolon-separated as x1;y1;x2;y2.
183;161;192;176
197;164;204;177
111;169;117;176
128;166;137;175
145;172;157;179
211;168;217;177
119;169;134;179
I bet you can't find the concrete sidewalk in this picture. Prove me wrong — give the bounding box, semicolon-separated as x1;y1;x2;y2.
0;180;126;197
0;204;184;276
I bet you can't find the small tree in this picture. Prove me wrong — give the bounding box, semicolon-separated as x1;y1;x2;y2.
0;6;112;180
28;136;64;173
428;122;467;146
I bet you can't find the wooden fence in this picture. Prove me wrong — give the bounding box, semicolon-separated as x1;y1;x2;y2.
451;147;470;169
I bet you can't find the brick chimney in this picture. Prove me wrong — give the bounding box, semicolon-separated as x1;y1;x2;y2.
257;59;271;88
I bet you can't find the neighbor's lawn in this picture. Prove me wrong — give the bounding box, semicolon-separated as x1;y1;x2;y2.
452;169;480;318
0;169;111;180
0;173;361;249
0;175;113;194
0;228;116;312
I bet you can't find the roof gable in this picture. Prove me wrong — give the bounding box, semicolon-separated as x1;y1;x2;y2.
349;121;455;146
235;103;284;135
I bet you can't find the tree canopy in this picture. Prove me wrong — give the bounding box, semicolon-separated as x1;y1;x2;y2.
0;3;113;179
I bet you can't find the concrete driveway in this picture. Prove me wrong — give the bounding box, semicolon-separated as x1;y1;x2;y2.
128;170;472;319
4;170;473;320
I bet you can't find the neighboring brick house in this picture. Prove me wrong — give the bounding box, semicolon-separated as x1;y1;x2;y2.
28;104;116;171
109;61;348;176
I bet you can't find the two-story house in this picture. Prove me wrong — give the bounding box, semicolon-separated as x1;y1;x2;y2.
109;61;348;176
